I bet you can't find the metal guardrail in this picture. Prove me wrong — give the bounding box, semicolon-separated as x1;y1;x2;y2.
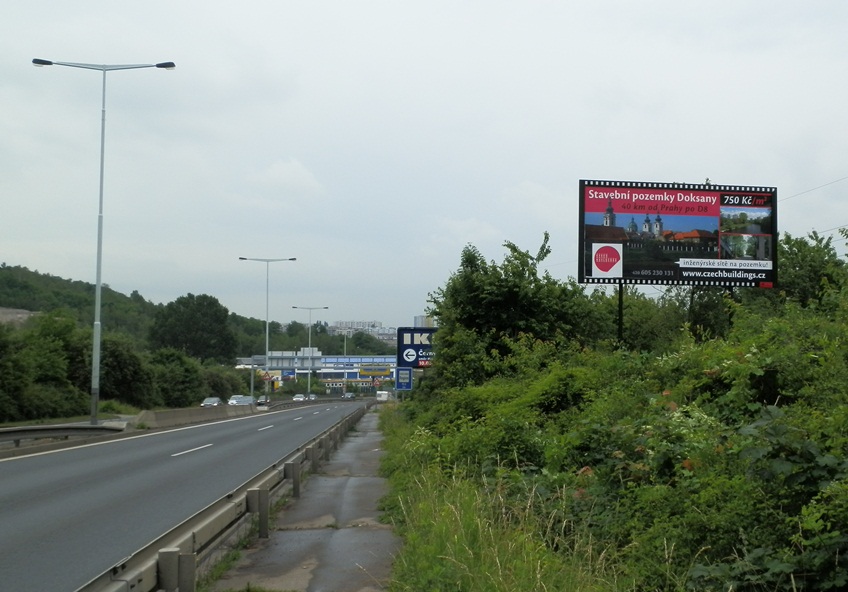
0;424;125;447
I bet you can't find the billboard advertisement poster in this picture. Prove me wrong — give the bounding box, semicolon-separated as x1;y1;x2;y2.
578;180;777;288
396;327;436;369
359;365;392;377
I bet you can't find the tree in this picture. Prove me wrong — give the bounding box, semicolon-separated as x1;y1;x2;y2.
349;331;393;355
663;286;732;341
100;334;156;408
149;294;237;363
23;310;90;392
0;323;34;421
735;231;848;317
779;231;847;308
428;234;598;386
148;348;203;408
201;364;246;399
618;287;687;351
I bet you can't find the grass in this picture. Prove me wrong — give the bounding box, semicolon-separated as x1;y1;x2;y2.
377;405;637;592
387;468;614;592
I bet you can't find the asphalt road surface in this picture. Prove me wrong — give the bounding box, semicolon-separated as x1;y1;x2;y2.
0;403;364;591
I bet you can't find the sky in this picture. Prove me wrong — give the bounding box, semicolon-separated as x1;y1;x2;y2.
2;2;848;330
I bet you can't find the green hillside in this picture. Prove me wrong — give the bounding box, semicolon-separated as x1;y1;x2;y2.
0;263;159;340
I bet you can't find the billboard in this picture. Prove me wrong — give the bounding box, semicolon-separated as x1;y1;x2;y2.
578;180;777;288
396;327;436;369
359;365;392;377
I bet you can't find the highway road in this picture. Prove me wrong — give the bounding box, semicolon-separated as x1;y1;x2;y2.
0;402;365;591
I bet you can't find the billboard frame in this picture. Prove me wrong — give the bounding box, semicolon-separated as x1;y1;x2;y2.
578;179;777;289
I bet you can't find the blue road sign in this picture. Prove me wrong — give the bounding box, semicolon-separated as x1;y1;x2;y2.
395;367;413;391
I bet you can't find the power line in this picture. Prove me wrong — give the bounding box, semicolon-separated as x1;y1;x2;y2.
818;224;848;234
779;175;848;201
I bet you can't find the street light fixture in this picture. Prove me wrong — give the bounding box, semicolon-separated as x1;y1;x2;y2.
292;306;329;395
33;57;175;425
239;257;297;396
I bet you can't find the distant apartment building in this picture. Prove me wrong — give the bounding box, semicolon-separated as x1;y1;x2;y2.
329;320;397;345
413;315;435;327
328;315;434;345
329;320;383;337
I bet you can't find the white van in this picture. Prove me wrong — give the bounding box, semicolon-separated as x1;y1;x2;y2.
376;390;391;402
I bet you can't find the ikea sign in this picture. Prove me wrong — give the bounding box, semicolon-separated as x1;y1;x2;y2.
396;327;436;369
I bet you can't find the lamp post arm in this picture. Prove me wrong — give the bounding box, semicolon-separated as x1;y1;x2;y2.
239;257;297;394
34;56;175;425
33;59;176;71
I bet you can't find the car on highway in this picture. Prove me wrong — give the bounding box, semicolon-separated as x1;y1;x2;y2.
342;392;356;400
292;394;306;402
228;395;256;406
200;397;224;407
256;395;271;406
308;394;318;400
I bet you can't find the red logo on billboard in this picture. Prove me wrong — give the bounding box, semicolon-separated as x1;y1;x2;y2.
593;246;621;272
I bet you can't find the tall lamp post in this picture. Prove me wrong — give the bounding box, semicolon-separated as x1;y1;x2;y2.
33;58;175;425
292;306;328;395
239;257;297;396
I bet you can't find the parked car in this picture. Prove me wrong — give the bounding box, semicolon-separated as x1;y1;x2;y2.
256;395;270;406
292;394;306;402
200;397;224;407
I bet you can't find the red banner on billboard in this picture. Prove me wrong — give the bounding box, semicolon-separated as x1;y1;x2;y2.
578;180;777;288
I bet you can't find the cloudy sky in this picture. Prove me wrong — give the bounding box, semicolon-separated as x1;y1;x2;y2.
2;2;847;329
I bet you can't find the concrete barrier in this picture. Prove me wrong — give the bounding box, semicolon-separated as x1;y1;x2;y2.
133;405;255;429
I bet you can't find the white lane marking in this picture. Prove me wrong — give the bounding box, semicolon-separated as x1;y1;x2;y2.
313;411;320;415
258;425;274;431
293;417;303;421
171;444;213;457
0;406;321;463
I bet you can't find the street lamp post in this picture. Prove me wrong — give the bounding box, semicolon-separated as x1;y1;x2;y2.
292;306;328;395
33;58;175;425
239;257;297;396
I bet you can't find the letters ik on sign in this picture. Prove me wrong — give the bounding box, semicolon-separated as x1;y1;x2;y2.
402;332;431;346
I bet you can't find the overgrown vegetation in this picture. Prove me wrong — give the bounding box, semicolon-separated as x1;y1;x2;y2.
380;231;848;591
